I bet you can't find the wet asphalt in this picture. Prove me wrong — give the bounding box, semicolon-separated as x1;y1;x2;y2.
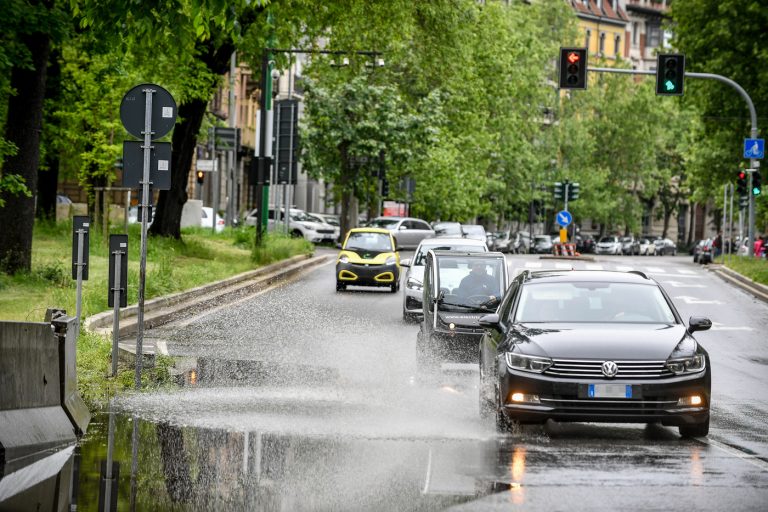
35;250;768;511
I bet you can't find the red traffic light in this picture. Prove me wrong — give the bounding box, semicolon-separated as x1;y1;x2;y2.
738;171;746;179
567;52;581;64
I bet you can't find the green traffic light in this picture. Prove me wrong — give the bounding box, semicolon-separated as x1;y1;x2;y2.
753;186;762;196
664;80;676;91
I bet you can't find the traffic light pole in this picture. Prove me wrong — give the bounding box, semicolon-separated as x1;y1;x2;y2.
588;67;759;255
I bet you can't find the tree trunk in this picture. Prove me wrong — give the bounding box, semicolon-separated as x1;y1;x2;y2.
149;99;208;238
37;48;62;221
0;32;51;273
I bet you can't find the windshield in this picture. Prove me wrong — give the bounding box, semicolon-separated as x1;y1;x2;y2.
462;225;485;236
599;237;618;244
534;236;551;244
433;223;462;236
290;210;312;222
514;282;676;324
368;218;400;228
414;244;486;266
344;232;393;252
620;237;632;243
436;256;504;311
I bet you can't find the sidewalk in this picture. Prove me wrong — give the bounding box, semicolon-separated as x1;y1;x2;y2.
707;263;768;304
85;252;331;361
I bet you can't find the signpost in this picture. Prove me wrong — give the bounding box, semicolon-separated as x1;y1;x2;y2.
108;235;128;377
120;83;176;389
744;138;764;159
556;210;572;227
71;216;90;337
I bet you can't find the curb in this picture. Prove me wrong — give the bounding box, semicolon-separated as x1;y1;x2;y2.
539;255;596;262
708;264;768;304
85;253;330;339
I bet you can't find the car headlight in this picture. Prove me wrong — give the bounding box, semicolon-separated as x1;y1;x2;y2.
406;277;422;290
505;352;553;373
385;256;397;265
338;255;349;264
665;354;706;375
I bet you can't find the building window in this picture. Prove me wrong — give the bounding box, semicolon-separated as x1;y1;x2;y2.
647;23;661;48
599;32;606;56
585;29;591;50
632;22;638;46
615;35;621;57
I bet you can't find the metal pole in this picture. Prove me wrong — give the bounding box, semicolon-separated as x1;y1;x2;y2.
130;414;139;511
228;51;237;228
212;152;220;235
286;101;296;235
136;86;155;389
728;183;734;256
75;228;84;337
104;412;116;510
111;249;121;377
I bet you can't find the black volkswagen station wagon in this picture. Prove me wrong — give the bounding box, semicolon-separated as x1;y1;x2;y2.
478;270;712;437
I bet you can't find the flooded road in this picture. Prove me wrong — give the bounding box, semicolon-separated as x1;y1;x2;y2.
3;252;768;510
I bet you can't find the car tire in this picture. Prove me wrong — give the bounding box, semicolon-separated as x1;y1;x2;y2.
493;386;509;433
679;418;709;438
291;229;303;239
336;281;346;292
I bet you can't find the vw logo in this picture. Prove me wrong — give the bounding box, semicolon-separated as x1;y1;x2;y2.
601;361;618;378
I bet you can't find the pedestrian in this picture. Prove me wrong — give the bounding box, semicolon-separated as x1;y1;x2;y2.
713;231;723;258
755;235;764;259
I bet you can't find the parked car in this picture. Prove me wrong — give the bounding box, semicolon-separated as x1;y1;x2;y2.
461;224;487;242
575;234;595;254
478;269;712;437
654;238;678;256
433;222;463;238
531;235;553;254
511;231;531;254
367;216;435;249
417;251;508;371
621;236;641;255
245;208;337;243
335;228;401;292
306;212;340;242
400;237;488;321
201;207;225;233
595;236;622;255
693;239;713;264
639;238;657;256
491;231;512;252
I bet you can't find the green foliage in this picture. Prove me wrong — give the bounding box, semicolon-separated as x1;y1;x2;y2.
0;173;31;207
721;254;768;286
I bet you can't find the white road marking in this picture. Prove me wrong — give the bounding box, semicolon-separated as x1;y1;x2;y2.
524;262;542;268
662;280;707;288
677;269;697;275
585;264;603;270
645;267;665;273
554;262;572;270
710;321;754;331
699;438;768;472
615;265;633;272
673;295;724;305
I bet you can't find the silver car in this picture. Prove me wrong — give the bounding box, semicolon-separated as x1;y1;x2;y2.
367;216;435;249
596;236;622;255
400;237;488;321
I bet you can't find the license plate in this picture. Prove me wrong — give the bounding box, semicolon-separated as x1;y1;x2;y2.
588;384;632;399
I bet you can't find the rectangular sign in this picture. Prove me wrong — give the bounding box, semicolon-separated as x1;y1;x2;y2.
274;100;299;184
122;140;172;190
71;216;90;280
196;159;218;172
212;127;240;151
108;234;128;308
744;138;765;159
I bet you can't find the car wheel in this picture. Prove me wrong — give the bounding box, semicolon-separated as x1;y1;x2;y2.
493;386;509;433
336;281;346;292
291;229;303;239
679;418;709;438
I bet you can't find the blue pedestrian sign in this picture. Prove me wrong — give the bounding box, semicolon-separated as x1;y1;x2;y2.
556;210;572;227
744;138;764;159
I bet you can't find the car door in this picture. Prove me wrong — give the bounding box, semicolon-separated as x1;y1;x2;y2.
410;220;434;247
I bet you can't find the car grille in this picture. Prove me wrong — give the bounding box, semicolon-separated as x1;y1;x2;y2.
539;397;678;414
544;359;673;379
317;229;335;234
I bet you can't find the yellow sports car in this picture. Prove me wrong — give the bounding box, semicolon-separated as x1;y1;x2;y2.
336;228;401;292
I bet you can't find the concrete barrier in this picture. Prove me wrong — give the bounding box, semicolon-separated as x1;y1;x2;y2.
0;310;90;477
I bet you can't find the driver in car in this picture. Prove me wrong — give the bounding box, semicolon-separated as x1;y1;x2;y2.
458;261;498;301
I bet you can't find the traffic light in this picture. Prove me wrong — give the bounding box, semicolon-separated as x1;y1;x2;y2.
554;181;564;199
381;178;390;198
753;171;763;196
736;170;748;196
567;182;580;201
656;54;685;96
559;48;587;90
196;170;205;184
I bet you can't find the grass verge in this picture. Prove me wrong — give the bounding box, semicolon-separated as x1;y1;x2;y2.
0;220;314;408
718;254;768;286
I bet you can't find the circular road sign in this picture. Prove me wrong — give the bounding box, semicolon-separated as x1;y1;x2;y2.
556;210;572;227
120;83;177;140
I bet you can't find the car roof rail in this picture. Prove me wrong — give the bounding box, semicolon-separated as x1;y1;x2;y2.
626;270;649;279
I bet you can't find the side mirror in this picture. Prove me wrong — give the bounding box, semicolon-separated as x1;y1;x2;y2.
479;313;501;330
400;258;411;267
688;316;712;333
